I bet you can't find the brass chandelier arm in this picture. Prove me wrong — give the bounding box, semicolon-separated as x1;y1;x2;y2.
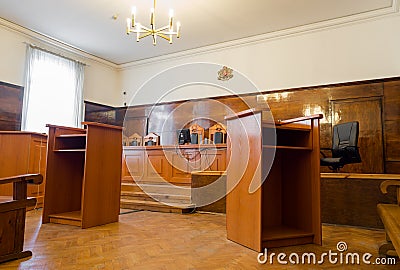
155;26;170;32
139;25;152;32
157;33;172;41
138;32;153;40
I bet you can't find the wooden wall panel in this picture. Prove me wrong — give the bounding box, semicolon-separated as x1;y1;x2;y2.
385;121;400;160
254;84;385;173
383;81;400;121
385;162;400;174
0;82;23;131
327;82;383;100
383;80;400;173
330;97;384;173
321;176;397;228
84;77;400;174
118;97;251;145
84;101;119;126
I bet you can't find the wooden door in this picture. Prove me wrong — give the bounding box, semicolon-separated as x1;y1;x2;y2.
330;97;384;173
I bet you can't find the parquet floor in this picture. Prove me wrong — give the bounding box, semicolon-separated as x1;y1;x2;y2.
0;209;398;269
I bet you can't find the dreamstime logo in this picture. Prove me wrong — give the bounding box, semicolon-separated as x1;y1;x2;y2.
257;241;397;266
123;62;276;207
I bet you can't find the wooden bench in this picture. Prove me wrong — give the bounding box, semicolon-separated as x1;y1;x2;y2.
377;180;400;257
0;174;43;263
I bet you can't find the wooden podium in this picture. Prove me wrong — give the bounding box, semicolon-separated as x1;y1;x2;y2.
225;109;322;252
42;122;122;228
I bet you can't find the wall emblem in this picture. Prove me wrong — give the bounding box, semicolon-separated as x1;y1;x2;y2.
217;66;234;81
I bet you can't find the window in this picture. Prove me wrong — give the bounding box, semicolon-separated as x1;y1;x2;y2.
22;46;84;133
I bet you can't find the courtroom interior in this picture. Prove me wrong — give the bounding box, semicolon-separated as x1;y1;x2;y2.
0;1;400;269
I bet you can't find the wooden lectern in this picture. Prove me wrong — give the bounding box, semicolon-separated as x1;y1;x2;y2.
225;109;322;252
42;122;122;229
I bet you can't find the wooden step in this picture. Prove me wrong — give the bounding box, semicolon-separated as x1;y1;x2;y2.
121;182;191;196
121;191;191;204
121;183;142;192
120;199;195;214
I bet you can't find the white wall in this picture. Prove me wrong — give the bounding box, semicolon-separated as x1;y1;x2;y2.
2;11;400;108
84;62;120;107
120;13;400;106
0;23;120;107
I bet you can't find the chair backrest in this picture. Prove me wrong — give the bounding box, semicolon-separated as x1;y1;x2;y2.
332;121;361;163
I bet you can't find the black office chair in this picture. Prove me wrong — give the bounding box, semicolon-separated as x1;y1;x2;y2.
320;121;362;171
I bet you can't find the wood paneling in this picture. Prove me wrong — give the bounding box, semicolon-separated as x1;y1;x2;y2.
0;82;23;131
330;97;384;173
321;173;400;228
85;77;400;174
84;101;119;126
146;150;170;181
170;151;194;183
386;162;400;174
122;150;144;181
191;171;226;213
0;132;47;208
123;145;227;185
383;80;400;173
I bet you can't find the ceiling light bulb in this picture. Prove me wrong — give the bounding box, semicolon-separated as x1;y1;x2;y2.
176;22;181;38
126;18;131;33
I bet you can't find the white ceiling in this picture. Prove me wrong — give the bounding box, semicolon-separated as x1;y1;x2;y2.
0;0;394;65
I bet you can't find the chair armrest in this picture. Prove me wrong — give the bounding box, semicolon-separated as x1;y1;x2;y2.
0;174;43;185
380;180;400;205
380;180;400;194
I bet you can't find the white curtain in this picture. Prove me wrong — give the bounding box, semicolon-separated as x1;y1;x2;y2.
22;46;84;133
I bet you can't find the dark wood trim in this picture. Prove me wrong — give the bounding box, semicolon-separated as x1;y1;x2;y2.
224;108;260;120
276;114;323;125
45;124;85;132
0;131;47;137
82;121;123;130
0;81;23;90
84;100;116;114
84;100;115;109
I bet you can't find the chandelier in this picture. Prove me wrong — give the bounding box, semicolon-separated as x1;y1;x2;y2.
126;0;181;45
